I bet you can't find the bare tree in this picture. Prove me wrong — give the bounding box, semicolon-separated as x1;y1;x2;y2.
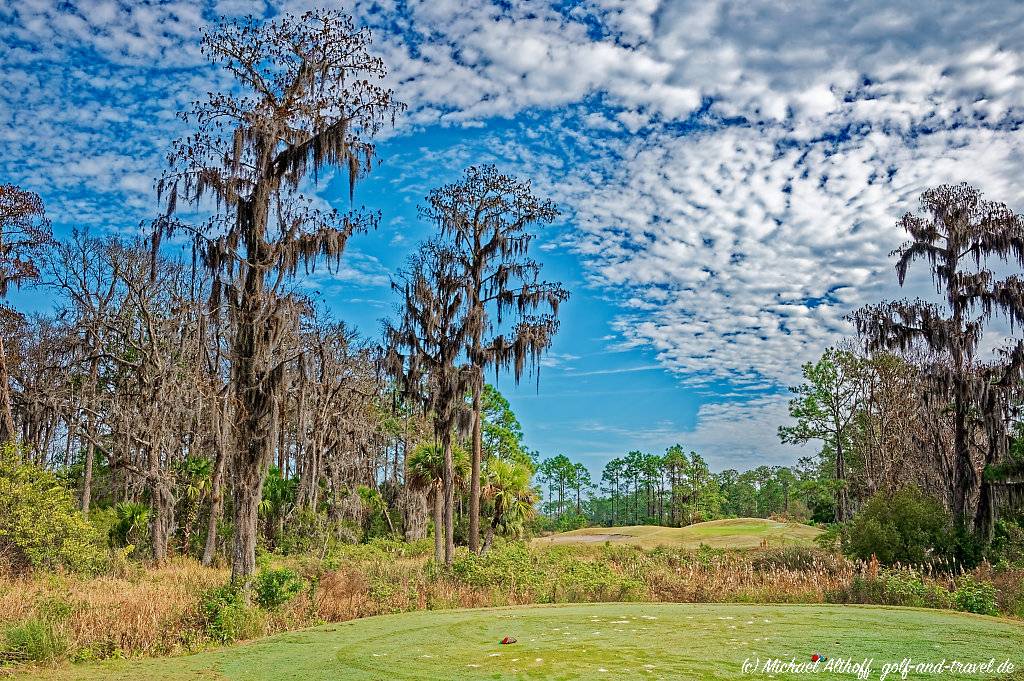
154;10;403;585
853;183;1024;536
0;184;52;443
43;231;119;512
423;165;567;552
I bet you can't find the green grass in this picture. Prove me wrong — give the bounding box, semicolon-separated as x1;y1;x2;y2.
537;518;823;549
18;603;1023;680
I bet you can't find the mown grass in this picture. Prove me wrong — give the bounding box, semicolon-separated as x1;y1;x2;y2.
16;603;1024;680
537;518;823;549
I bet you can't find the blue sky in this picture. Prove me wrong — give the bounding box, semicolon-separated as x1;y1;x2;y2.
3;0;1024;475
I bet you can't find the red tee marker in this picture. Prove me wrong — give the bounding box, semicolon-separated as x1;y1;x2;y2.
500;636;517;645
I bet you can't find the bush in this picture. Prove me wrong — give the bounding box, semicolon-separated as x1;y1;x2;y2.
199;584;267;643
450;542;543;594
989;518;1024;569
253;568;303;610
553;512;588;533
0;445;105;573
952;575;999;616
1;619;68;663
844;487;952;565
551;558;643;602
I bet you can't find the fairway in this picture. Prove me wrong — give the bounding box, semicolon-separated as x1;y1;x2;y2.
537;518;823;549
19;603;1023;680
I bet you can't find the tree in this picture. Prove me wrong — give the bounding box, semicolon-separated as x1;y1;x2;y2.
853;184;1024;537
407;441;469;563
572;462;592;514
622;450;645;523
481;384;531;468
481;457;536;554
601;457;624;525
778;347;860;522
0;185;52;443
42;231;119;513
386;241;473;565
689;451;711;522
664;445;690;526
154;11;403;586
425;166;567;553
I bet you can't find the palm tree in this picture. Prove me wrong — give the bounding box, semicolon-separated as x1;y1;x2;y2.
407;442;469;563
481;458;537;555
176;456;212;555
110;501;151;550
258;466;296;548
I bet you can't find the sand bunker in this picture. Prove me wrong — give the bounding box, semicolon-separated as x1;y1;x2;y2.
544;533;630;544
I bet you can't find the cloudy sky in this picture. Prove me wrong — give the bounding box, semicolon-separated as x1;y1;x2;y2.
3;0;1024;473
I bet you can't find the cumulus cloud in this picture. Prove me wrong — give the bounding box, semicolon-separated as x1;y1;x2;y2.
558;125;1024;388
4;0;1024;462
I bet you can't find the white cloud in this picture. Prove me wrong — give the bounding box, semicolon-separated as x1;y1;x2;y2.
5;0;1024;463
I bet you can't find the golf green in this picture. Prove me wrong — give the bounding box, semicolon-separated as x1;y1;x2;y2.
19;603;1024;680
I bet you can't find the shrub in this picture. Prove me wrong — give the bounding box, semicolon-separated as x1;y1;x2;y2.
989;519;1024;569
552;558;643;602
882;568;927;606
844;487;951;565
1;619;68;663
253;568;303;610
199;584;267;643
0;445;105;574
553;512;588;533
450;542;543;595
108;502;151;549
952;575;999;616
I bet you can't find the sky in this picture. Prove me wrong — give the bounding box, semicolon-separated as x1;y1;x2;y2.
2;0;1024;476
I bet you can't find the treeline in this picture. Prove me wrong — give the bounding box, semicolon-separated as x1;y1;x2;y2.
537;448;825;530
0;11;561;583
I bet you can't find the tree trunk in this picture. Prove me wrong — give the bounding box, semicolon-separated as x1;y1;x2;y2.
81;352;100;513
202;396;229;567
973;479;994;542
151;478;175;564
951;389;974;523
0;334;16;444
231;477;261;585
482;504;501;556
835;439;849;523
404;486;429;541
433;485;443;564
81;439;96;513
442;438;455;566
469;382;482;553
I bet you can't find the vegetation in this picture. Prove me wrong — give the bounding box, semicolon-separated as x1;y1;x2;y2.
152;10;404;586
2;6;1024;678
842;486;953;565
2;540;1023;669
852;184;1024;539
0;445;104;574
